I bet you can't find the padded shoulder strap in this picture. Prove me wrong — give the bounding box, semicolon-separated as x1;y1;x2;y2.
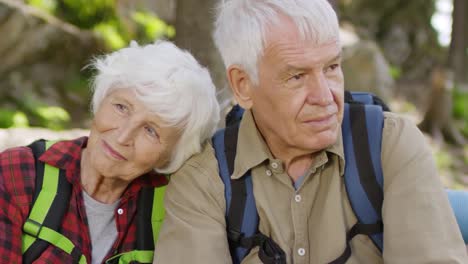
106;185;166;264
23;140;85;263
212;124;260;264
341;100;385;251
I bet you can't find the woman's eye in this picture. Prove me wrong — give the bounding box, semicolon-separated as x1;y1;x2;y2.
144;125;158;138
114;103;128;113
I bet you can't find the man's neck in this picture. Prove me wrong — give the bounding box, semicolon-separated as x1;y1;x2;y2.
266;142;318;182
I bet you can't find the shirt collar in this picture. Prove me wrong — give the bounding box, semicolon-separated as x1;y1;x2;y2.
230;110;346;179
39;136;87;171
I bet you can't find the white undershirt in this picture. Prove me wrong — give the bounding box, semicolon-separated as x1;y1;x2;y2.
83;191;119;264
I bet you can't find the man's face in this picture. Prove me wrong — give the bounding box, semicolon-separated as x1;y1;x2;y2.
249;18;344;157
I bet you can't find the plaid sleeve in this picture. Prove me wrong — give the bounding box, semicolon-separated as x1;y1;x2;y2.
0;147;36;264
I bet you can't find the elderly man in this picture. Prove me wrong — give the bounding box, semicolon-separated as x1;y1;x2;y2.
155;0;468;263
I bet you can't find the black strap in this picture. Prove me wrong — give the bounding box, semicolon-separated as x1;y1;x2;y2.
136;187;155;250
372;95;391;111
223;123;286;264
230;233;286;264
225;105;245;127
329;221;383;264
344;90;355;104
227;179;247;246
224;123;240;175
70;247;84;263
349;104;383;214
23;140;73;263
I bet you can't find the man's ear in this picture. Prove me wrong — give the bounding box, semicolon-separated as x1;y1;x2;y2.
226;65;254;109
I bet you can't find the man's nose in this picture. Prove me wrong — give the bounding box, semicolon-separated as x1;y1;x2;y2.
306;73;333;106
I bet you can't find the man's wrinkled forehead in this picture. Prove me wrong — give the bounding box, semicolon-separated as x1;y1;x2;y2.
262;11;340;48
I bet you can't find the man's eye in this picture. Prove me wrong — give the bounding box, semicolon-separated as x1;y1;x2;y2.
325;64;340;73
288;73;305;81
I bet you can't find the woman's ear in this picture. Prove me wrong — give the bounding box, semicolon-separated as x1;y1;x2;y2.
226;65;253;109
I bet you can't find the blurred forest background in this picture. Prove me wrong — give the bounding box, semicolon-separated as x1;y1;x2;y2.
0;0;466;189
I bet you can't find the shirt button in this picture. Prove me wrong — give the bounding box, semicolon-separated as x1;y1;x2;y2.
294;194;302;202
265;170;272;176
271;162;278;169
298;248;306;256
117;208;124;215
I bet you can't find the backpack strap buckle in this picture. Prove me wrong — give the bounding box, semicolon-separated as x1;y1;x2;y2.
227;228;244;244
23;219;43;238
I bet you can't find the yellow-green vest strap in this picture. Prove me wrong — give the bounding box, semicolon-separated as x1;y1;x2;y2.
22;141;60;253
22;140;87;263
152;185;166;247
105;250;154;264
105;185;166;263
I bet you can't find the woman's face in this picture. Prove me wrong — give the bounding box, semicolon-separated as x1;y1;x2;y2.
85;88;180;182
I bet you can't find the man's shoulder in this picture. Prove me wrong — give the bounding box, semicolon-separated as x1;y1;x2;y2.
171;140;223;190
181;140;218;172
382;111;423;142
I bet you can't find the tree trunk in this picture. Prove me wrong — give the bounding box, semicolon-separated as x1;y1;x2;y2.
328;0;340;15
174;0;225;91
419;67;466;145
449;0;467;83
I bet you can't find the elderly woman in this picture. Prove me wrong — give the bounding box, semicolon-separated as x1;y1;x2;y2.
0;40;219;263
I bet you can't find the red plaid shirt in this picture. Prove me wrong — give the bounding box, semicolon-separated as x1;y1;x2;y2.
0;137;168;263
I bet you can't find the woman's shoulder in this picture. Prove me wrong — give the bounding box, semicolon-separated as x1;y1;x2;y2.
0;145;36;207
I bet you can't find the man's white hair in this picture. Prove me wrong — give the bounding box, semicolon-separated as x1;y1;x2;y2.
213;0;340;84
90;40;220;174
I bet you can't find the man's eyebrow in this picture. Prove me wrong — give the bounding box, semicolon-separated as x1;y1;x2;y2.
328;52;342;63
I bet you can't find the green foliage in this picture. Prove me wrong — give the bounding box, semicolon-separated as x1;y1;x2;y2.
453;88;468;119
389;66;402;80
453;87;468;137
27;1;175;51
131;11;176;42
0;110;30;128
12;95;71;130
434;147;453;171
57;0;117;29
94;21;127;50
35;106;71;130
27;0;57;13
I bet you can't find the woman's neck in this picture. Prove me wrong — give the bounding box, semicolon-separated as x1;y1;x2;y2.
80;149;129;204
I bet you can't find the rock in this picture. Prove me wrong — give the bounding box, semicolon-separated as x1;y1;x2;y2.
0;127;89;151
340;28;396;102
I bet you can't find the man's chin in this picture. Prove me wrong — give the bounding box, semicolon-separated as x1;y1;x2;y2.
307;129;339;149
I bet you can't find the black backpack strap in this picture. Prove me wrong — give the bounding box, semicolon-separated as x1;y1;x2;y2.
328;222;383;264
329;96;385;263
22;140;77;263
213;123;286;264
136;187;156;251
345;90;391;111
105;186;162;264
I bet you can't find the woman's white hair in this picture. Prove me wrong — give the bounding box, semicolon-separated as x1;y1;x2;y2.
89;40;220;174
213;0;340;84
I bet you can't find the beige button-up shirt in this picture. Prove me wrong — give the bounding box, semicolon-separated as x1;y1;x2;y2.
155;110;468;263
